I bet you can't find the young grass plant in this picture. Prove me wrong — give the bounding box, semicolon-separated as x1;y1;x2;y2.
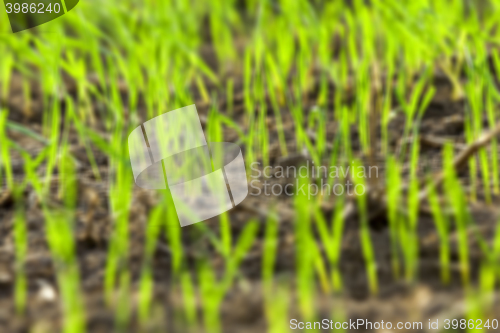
443;144;470;286
464;115;478;202
13;186;28;315
0;109;14;189
464;263;496;333
262;210;292;333
485;84;499;195
314;191;345;291
404;133;420;282
104;160;133;304
180;270;198;328
104;139;133;306
115;271;132;332
206;104;233;258
386;156;401;279
351;160;378;294
24;147;86;333
294;174;317;318
464;56;492;203
426;180;451;284
396;70;435;161
262;210;279;289
138;205;163;327
199;219;259;333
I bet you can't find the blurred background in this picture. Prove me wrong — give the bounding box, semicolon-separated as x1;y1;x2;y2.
1;0;500;332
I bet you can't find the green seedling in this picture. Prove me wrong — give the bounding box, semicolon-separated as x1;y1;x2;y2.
427;179;451;284
199;220;259;333
180;270;198;327
404;132;420;282
13;186;28;315
351;160;378;294
443;144;470;286
386;156;401;279
138;205;163;327
314;191;345;291
0;109;14;189
294;174;318;318
485;84;499;194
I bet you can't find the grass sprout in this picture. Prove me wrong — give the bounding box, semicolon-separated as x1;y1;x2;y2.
314;192;345;291
351;160;378;294
426;179;451;284
443;144;470;286
386;156;401;279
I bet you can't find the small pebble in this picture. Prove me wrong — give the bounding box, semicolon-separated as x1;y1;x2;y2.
37;280;56;302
